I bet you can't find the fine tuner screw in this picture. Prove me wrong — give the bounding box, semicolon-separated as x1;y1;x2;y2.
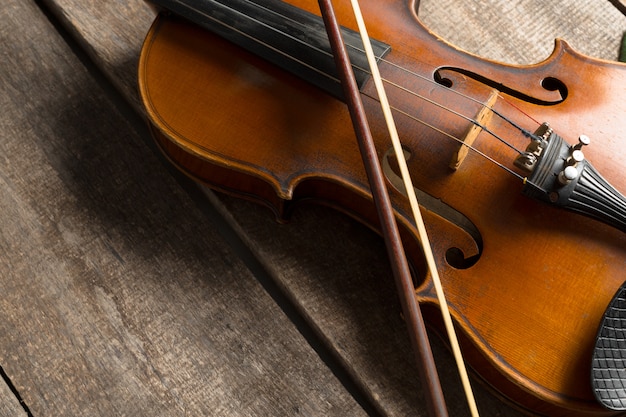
560;165;579;182
574;134;591;150
558;135;591;185
568;149;585;166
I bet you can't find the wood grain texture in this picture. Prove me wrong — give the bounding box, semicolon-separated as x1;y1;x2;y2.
40;0;157;111
6;0;626;416
0;370;28;417
0;1;366;415
419;0;626;64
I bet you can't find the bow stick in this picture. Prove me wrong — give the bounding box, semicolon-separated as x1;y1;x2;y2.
317;1;448;415
318;0;480;415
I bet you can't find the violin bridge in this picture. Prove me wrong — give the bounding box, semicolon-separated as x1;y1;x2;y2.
449;89;499;170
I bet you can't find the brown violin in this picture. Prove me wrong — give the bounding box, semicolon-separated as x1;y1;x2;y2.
138;0;626;415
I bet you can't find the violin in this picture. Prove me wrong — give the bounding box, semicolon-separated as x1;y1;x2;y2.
137;0;626;415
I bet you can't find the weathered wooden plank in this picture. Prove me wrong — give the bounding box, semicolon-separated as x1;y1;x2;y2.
0;370;28;417
0;1;367;415
419;0;626;64
30;0;626;416
38;0;157;112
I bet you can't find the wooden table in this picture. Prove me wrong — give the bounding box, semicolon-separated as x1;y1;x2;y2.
0;0;624;415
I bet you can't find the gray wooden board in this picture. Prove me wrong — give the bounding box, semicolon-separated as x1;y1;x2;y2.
213;197;527;416
0;371;27;417
419;0;626;64
13;0;626;416
0;0;368;415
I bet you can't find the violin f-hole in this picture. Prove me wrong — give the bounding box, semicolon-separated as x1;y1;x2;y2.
434;66;568;105
382;148;483;269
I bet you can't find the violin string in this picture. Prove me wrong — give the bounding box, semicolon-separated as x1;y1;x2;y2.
163;1;346;91
497;94;541;125
332;66;531;182
252;2;542;166
378;77;525;155
247;1;538;148
169;0;530;182
342;43;540;136
354;53;540;142
382;102;527;180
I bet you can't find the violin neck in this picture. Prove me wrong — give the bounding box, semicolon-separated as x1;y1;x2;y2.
148;0;390;100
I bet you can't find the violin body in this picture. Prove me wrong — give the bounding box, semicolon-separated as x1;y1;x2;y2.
138;1;626;415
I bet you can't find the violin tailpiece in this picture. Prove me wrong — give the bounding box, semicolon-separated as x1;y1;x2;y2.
517;123;626;233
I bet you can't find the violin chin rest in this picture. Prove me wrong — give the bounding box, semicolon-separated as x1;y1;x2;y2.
592;281;626;410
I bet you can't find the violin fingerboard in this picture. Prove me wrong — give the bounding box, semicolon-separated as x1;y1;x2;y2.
147;0;390;100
